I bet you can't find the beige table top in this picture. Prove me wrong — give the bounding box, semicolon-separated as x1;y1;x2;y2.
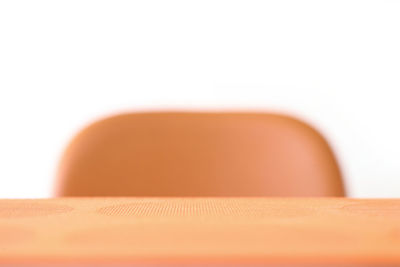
0;198;399;266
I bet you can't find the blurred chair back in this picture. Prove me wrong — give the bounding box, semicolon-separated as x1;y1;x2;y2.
56;112;345;196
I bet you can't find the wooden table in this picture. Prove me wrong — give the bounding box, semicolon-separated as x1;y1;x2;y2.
0;198;399;266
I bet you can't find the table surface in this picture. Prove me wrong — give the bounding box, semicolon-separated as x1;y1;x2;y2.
0;198;400;266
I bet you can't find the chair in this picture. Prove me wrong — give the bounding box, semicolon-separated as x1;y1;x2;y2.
55;112;345;196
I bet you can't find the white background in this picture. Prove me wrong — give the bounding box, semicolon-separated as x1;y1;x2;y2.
0;0;399;198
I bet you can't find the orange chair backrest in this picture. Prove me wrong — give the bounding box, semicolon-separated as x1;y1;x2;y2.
55;112;345;197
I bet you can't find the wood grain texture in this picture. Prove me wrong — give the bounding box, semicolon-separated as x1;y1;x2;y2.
0;198;399;266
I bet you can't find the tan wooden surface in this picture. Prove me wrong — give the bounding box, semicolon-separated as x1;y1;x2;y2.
0;198;399;266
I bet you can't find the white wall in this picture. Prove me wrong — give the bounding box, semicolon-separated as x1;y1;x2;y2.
1;0;399;198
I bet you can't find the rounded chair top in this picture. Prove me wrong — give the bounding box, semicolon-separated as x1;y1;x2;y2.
56;112;345;197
